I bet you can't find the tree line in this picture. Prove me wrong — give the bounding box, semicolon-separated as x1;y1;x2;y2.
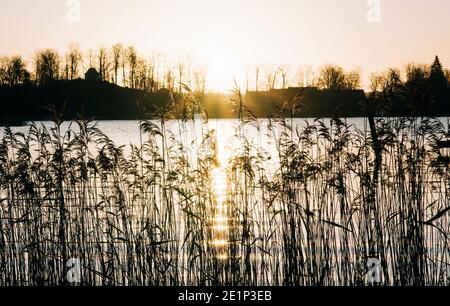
0;43;208;94
367;56;450;116
1;43;449;101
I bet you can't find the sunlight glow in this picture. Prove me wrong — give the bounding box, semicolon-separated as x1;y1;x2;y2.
213;224;228;232
217;253;228;261
207;52;236;93
211;239;228;247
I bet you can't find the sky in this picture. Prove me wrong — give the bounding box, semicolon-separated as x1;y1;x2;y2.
1;0;450;91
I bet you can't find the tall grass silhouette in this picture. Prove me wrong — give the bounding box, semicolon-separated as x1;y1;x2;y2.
0;88;449;286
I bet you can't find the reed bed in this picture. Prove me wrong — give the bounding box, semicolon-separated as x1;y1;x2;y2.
0;90;449;286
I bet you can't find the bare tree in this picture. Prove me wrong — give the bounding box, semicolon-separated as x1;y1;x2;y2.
165;68;175;92
34;49;60;85
383;69;403;92
244;66;251;92
0;56;8;86
376;68;407;113
369;72;384;93
61;55;69;80
176;54;191;93
278;65;290;89
152;51;166;91
294;67;304;87
264;66;277;91
193;64;207;93
344;69;362;90
86;49;95;68
445;69;450;83
254;65;260;91
2;56;30;86
405;63;429;85
147;52;163;92
177;58;184;93
135;57;149;91
66;43;82;80
127;46;138;89
111;44;123;85
97;46;110;81
305;66;315;87
294;66;312;87
317;64;346;90
296;66;315;87
121;47;128;87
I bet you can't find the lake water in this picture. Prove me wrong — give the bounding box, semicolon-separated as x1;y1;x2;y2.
4;117;448;145
1;118;372;164
1;118;374;182
3;117;448;174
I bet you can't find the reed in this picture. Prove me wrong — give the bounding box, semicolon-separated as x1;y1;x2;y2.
0;88;449;286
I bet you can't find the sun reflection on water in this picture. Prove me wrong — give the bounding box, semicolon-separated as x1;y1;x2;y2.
210;167;229;261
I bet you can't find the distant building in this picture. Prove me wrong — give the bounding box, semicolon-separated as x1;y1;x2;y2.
85;68;101;82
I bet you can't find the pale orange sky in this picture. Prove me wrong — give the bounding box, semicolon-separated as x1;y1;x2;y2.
1;0;450;91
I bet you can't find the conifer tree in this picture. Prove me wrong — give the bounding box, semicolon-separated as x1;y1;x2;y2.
429;55;447;92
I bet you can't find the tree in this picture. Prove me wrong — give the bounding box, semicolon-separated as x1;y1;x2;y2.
86;49;95;68
34;49;60;85
97;46;110;81
429;56;448;95
344;69;362;90
1;56;30;86
317;64;346;90
380;69;404;95
62;55;69;80
111;44;123;85
429;56;449;114
174;53;192;93
254;65;260;91
295;67;306;87
405;63;430;115
295;66;315;87
305;66;315;87
9;56;30;85
278;66;289;89
121;47;128;87
135;57;149;91
264;66;277;91
148;51;163;92
165;68;175;92
193;64;207;93
127;46;138;89
66;43;83;80
405;64;429;85
369;72;383;94
377;68;406;115
0;56;8;86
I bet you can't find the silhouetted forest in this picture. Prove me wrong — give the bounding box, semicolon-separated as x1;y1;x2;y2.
0;43;449;123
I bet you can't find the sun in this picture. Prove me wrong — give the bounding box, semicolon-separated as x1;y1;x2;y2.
206;52;236;93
